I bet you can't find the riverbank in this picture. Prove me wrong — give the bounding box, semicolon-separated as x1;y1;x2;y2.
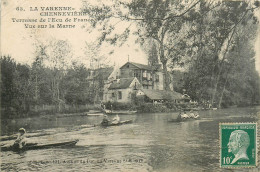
2;101;259;120
104;102;198;113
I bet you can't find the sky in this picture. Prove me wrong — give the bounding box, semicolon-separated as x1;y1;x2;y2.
1;0;260;73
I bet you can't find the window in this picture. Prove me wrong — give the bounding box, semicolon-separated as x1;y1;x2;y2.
143;70;147;78
143;85;148;89
134;70;139;78
118;91;122;99
134;82;137;90
155;74;159;82
112;93;115;97
147;72;150;80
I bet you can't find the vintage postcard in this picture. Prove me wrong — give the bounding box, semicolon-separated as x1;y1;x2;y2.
1;0;260;171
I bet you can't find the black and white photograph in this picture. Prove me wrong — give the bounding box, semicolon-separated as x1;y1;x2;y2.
1;0;260;171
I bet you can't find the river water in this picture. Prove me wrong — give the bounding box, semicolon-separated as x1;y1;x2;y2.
1;106;260;172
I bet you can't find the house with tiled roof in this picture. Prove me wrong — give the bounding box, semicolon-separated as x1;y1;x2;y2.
102;62;187;103
103;77;141;103
120;62;164;90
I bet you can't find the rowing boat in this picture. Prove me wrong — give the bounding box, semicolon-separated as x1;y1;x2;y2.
168;117;200;123
1;139;79;152
101;120;133;127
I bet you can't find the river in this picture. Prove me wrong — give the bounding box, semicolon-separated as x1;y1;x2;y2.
1;106;260;172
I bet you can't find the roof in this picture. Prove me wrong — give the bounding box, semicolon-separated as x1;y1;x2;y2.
140;89;183;100
87;67;114;80
109;78;136;89
96;67;114;80
120;62;155;71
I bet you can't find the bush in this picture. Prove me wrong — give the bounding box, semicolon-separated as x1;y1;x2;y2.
104;101;136;110
165;101;178;110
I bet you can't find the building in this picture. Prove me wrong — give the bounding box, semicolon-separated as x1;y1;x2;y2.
103;77;141;103
102;61;186;103
136;89;184;103
120;62;164;90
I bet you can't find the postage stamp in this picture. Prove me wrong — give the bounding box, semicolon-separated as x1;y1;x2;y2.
220;123;257;168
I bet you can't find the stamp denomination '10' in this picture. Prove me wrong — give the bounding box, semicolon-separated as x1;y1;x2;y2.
220;123;257;168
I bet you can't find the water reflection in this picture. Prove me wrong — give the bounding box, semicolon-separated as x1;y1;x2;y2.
1;106;259;171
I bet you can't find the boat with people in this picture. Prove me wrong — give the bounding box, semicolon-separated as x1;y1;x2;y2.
101;119;133;127
1;128;79;152
168;117;200;123
1;139;79;152
168;110;200;123
100;114;133;127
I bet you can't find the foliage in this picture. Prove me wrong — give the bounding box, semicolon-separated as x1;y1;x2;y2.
1;56;33;118
0;54;113;118
104;101;135;110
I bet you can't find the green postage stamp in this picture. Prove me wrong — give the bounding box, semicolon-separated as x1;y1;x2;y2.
220;123;257;168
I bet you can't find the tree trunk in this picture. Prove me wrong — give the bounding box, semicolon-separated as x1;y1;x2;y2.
218;73;228;109
57;81;61;112
35;74;39;111
162;62;170;90
211;27;236;106
158;38;170;91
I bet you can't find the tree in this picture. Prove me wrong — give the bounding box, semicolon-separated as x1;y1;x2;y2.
62;64;91;105
31;43;48;109
145;39;159;67
1;56;32;117
84;42;112;103
182;1;260;107
33;39;73;112
14;63;32;114
1;56;17;117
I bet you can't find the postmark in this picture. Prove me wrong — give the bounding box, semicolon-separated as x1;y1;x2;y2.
220;123;257;168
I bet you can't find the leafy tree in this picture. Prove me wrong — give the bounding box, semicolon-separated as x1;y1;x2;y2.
62;64;91;105
1;56;32;117
182;1;260;107
1;56;17;117
31;39;73;111
145;39;159;67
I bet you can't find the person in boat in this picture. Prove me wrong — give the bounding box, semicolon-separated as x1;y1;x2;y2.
100;102;106;113
112;114;120;124
101;102;106;110
101;115;110;125
177;111;183;120
189;110;195;118
13;128;27;149
181;111;190;119
193;111;200;119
